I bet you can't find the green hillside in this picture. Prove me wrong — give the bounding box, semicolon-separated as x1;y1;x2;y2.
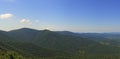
0;28;120;59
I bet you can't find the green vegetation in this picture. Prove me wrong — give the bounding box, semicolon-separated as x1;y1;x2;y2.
0;28;120;59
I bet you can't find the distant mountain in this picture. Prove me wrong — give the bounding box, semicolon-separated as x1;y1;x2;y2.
7;29;96;53
33;30;97;53
58;31;120;46
6;28;120;53
0;30;16;42
0;29;70;58
0;28;120;59
7;28;39;41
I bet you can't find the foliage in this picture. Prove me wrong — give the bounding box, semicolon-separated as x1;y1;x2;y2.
0;28;120;59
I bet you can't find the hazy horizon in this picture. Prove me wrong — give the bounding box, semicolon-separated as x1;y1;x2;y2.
0;27;119;33
0;0;120;32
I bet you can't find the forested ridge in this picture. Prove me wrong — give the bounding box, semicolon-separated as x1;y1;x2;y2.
0;28;120;59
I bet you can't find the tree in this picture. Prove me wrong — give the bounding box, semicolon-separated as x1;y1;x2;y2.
9;55;14;59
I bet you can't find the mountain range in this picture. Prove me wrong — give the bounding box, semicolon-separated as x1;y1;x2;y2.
0;28;120;59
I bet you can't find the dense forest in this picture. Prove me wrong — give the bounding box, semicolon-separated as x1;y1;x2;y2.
0;28;120;59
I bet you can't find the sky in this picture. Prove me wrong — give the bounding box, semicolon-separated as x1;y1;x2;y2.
0;0;120;32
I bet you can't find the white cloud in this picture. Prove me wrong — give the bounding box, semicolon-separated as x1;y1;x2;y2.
20;19;30;23
0;13;13;19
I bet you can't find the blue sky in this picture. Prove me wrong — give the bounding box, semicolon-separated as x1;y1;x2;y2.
0;0;120;32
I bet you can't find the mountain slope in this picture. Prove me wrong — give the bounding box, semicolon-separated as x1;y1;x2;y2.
7;28;40;42
33;30;99;53
0;28;120;59
0;30;16;42
6;28;120;54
